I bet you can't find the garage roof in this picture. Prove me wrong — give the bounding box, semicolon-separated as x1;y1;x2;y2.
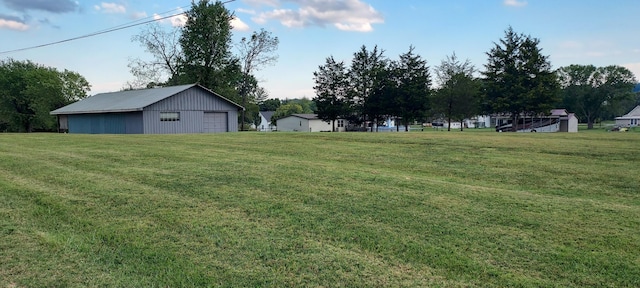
51;84;243;115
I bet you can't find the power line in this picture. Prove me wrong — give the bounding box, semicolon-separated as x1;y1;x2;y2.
0;0;236;55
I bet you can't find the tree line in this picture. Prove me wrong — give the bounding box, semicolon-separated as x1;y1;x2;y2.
312;27;638;131
0;59;90;132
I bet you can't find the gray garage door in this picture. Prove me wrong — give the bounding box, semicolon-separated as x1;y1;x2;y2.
203;112;228;133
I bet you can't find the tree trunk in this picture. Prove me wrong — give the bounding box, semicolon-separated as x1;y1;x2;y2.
512;114;518;132
460;120;464;131
332;119;336;132
587;119;594;129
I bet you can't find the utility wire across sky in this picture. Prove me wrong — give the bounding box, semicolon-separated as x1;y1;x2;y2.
0;0;236;55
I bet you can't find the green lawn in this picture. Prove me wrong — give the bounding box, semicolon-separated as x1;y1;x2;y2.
1;131;639;287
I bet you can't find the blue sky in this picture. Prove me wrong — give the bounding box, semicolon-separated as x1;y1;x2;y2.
1;0;639;99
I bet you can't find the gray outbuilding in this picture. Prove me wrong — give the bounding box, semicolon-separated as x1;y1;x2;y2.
51;84;244;134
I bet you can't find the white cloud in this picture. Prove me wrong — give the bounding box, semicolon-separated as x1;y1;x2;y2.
242;0;280;7
252;0;384;32
237;8;257;15
154;9;187;27
131;11;147;19
504;0;527;7
95;2;126;14
0;18;29;30
231;16;251;31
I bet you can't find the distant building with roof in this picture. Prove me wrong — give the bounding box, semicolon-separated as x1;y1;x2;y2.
276;114;336;132
255;111;276;132
615;105;640;127
50;84;243;134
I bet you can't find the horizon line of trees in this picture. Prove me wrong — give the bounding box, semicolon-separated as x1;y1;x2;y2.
311;27;638;131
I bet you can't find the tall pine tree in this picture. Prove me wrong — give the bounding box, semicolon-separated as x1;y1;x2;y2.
482;27;559;131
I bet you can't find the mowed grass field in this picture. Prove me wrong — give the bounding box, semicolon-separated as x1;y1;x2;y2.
1;131;639;287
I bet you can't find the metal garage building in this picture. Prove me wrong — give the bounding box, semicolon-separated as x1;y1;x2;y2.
51;84;244;134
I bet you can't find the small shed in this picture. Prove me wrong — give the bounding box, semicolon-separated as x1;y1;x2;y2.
50;84;244;134
276;114;332;132
615;105;640;127
550;109;579;132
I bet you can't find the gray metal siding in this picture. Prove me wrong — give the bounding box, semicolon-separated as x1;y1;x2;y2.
227;110;238;132
125;112;144;134
143;87;239;133
145;87;238;111
68;113;142;134
143;111;204;134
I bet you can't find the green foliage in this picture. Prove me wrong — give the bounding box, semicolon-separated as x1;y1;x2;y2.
237;28;279;130
313;56;350;131
0;59;90;132
434;53;481;131
348;45;388;125
557;64;637;128
129;1;279;130
436;74;482;131
482;27;559;131
314;45;433;130
388;46;432;130
259;98;282;111
1;132;640;287
271;102;303;125
178;0;235;86
283;98;315;113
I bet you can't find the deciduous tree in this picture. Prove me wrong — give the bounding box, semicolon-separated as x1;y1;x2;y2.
0;59;90;132
178;0;238;95
127;23;181;89
237;28;279;130
557;64;636;129
434;53;480;131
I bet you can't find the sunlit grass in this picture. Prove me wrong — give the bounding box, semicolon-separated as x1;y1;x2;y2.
1;131;639;287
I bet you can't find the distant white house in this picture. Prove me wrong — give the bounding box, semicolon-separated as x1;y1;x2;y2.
255;111;276;132
276;114;335;132
615;105;640;127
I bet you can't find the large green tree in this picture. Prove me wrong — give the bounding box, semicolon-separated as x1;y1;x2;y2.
177;0;240;98
482;27;559;131
0;59;90;132
434;53;480;131
389;46;431;131
348;45;387;127
557;64;636;129
313;56;350;131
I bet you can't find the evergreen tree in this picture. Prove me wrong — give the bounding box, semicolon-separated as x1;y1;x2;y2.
313;56;350;131
348;45;387;128
482;27;559;131
390;46;431;131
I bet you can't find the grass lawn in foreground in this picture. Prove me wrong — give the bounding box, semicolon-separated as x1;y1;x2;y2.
1;131;639;287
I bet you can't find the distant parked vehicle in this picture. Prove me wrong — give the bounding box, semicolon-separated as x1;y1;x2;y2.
610;126;628;132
